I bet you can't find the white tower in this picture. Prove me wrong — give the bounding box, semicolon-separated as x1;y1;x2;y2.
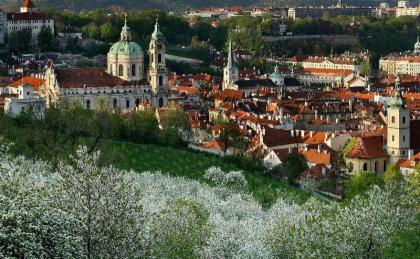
148;18;168;108
387;75;411;163
414;36;420;54
222;39;239;90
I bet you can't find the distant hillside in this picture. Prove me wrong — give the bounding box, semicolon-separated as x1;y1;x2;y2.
0;0;409;12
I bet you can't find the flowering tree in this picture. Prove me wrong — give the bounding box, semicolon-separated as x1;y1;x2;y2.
0;145;417;258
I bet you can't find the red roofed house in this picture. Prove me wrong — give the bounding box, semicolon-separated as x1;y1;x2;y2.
8;76;45;94
345;135;388;175
6;0;54;44
397;151;420;177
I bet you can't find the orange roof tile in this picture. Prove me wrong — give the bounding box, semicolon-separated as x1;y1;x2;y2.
9;76;45;92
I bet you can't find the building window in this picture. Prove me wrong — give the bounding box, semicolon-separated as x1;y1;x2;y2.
391;116;395;123
126;99;130;109
132;64;136;76
159;97;163;108
158;53;161;63
119;65;124;76
113;99;117;109
151;54;153;63
403;135;406;142
402;116;406;124
392;135;395;142
86;100;91;110
159;76;163;86
363;163;368;171
374;161;378;173
135;98;140;107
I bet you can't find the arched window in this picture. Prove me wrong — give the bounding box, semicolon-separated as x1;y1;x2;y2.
159;97;164;108
119;65;123;76
135;98;140;107
86;100;91;110
391;116;395;123
363;162;368;171
113;99;118;109
402;116;406;124
159;76;163;86
158;53;162;63
151;54;153;63
126;99;130;109
132;64;136;76
374;161;378;173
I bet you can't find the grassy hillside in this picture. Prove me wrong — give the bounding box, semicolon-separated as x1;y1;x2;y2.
101;141;311;206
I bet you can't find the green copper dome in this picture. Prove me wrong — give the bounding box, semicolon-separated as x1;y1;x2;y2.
109;41;143;56
270;64;284;86
389;75;406;108
108;15;143;56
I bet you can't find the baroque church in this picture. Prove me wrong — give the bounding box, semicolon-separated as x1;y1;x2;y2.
42;17;169;111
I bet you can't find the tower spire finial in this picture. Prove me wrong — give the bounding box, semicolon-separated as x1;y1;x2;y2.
227;37;233;68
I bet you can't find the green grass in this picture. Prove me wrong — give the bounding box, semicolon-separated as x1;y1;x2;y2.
103;141;311;206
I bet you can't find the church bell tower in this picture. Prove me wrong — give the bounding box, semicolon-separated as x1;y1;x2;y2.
148;18;169;108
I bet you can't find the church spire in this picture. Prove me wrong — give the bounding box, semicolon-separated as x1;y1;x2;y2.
120;13;132;42
227;38;233;69
152;16;163;40
390;75;405;108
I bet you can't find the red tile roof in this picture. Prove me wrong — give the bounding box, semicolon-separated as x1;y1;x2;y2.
215;89;244;102
9;76;45;92
7;12;48;21
346;136;387;159
263;128;297;148
54;68;132;88
21;0;35;8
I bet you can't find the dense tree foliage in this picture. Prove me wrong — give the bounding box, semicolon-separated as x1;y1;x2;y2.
7;29;32;53
346;171;384;199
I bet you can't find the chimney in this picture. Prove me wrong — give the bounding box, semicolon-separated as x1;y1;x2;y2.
349;99;353;113
408;149;414;159
317;144;321;153
310;131;314;138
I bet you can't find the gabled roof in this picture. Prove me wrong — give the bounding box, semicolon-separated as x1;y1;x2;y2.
235;79;276;89
54;68;131;89
21;0;35;8
263;127;297;148
7;12;48;21
9;76;45;91
346;136;387;159
215;89;244;102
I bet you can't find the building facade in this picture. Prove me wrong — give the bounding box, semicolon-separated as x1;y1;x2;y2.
42;67;152;112
107;17;144;82
4;84;45;118
6;0;54;44
379;38;420;75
